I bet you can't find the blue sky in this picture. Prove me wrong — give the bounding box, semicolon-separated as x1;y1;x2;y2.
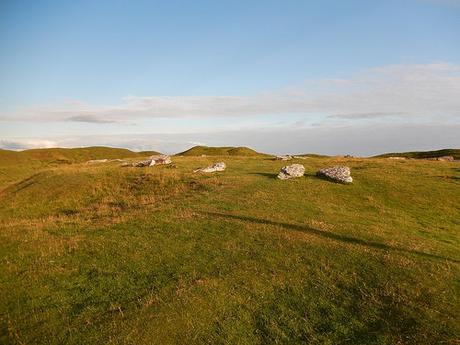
1;0;459;154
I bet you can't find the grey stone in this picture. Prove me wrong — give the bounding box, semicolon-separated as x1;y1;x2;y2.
275;155;293;161
131;155;172;167
277;164;305;180
194;162;226;173
316;166;353;184
149;155;172;166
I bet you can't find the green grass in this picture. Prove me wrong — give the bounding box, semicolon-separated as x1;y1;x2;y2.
0;146;159;165
177;145;267;157
0;147;158;188
0;152;459;344
375;148;460;160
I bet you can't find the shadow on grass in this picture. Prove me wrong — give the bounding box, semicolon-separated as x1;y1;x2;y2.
437;175;460;181
249;172;278;179
6;172;43;194
201;211;459;264
303;173;318;180
250;172;320;181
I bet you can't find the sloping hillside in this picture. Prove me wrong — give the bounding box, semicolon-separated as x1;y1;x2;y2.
0;146;160;165
375;148;460;160
177;145;266;156
0;147;160;188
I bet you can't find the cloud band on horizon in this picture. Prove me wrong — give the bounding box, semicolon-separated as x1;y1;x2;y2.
1;63;459;124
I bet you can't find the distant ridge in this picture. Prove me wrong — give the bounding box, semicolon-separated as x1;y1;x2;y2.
374;149;460;160
296;153;330;158
177;146;267;157
0;146;160;165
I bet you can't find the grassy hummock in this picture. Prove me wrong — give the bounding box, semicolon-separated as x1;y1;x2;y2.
177;145;267;157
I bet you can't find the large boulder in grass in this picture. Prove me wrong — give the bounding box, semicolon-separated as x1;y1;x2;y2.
194;162;226;173
277;164;305;180
316;166;353;184
149;154;172;165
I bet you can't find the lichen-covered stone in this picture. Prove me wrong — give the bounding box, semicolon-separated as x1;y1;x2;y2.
194;162;226;173
131;155;172;167
277;164;305;180
317;166;353;184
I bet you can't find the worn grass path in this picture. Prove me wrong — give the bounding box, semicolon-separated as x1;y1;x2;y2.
1;156;459;344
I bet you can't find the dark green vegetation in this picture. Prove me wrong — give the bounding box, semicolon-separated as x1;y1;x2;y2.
177;145;266;157
375;148;460;160
0;148;459;344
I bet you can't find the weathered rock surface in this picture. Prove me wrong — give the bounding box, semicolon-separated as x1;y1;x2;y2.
428;156;454;162
131;155;172;167
316;166;353;184
275;155;293;161
277;164;305;180
388;156;406;160
86;159;108;164
149;155;172;165
132;160;151;167
194;162;226;173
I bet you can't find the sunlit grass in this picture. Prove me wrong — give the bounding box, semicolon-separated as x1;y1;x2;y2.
1;154;459;344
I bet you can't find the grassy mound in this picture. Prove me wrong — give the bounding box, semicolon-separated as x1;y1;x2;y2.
0;155;459;344
0;146;161;188
0;146;160;168
177;145;266;157
0;165;205;221
375;148;460;160
0;146;160;164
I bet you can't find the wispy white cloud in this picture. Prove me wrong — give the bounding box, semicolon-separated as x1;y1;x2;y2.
1;63;459;123
0;138;58;150
66;115;120;124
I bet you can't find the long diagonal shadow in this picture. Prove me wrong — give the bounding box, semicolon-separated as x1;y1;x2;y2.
200;211;459;264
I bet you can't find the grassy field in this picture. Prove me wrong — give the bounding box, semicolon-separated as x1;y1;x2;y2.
0;150;459;344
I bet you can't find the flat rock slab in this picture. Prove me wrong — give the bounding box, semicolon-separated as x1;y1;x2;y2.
86;159;109;164
427;156;454;162
317;166;353;184
194;162;226;173
277;164;305;180
131;155;172;167
275;155;293;161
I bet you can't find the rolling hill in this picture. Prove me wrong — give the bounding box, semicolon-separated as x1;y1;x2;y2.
0;146;160;165
177;145;267;157
375;148;460;160
0;147;160;188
